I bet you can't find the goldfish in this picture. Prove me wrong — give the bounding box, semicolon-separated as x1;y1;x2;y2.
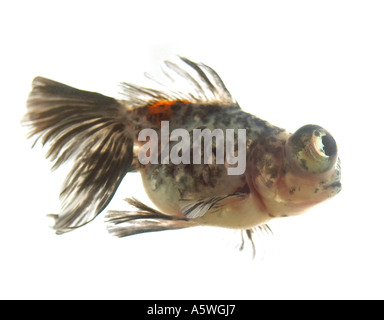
24;57;341;250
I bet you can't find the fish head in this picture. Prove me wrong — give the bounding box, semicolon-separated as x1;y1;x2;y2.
248;124;341;217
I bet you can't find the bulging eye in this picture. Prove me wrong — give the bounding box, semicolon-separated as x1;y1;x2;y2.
286;125;338;174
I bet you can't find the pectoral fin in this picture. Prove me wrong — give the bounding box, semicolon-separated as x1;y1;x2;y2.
180;193;246;219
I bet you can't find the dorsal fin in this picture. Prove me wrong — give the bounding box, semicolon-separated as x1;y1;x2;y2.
120;57;238;107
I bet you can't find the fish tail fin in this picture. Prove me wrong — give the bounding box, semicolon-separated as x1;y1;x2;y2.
23;77;135;234
106;198;192;237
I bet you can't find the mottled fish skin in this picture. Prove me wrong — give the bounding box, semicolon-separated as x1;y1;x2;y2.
23;57;341;242
129;102;286;229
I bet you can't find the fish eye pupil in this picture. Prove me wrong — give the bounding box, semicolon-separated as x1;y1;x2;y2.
321;134;337;157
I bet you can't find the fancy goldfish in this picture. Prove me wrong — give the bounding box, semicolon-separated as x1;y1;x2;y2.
24;57;341;248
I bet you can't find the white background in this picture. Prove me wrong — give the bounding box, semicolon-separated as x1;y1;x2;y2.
1;0;384;299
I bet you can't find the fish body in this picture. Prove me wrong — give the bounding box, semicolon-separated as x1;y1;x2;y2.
24;57;341;242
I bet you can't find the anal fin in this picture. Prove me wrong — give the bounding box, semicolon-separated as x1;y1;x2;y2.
106;198;191;237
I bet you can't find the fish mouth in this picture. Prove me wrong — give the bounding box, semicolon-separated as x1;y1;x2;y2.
334;157;342;190
324;181;342;191
324;157;342;193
